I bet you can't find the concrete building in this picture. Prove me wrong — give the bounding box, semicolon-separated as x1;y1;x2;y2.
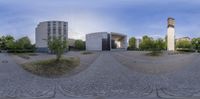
67;38;76;51
68;38;76;47
136;39;142;49
86;32;127;51
176;37;191;42
35;21;68;52
167;17;175;51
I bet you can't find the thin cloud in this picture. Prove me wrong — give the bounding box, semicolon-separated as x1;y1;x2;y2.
0;0;200;43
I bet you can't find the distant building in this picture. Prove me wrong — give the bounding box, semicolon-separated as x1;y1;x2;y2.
67;38;76;51
68;38;76;47
176;37;191;42
167;17;175;51
136;39;142;49
86;32;127;51
35;21;68;52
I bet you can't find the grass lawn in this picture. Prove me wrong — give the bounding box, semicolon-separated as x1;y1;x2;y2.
14;53;38;59
22;57;80;77
146;51;163;56
81;51;93;55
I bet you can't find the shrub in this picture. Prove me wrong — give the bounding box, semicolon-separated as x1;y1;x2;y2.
176;48;195;52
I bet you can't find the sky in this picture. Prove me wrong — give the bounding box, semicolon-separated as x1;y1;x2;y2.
0;0;200;43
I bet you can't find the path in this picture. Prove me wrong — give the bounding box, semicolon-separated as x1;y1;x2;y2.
0;52;200;99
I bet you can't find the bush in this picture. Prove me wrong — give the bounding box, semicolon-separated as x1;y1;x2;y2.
7;50;35;53
176;48;195;52
176;40;192;49
74;40;85;50
128;37;136;50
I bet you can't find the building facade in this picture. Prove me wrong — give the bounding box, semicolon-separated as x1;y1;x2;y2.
167;17;175;51
176;37;191;42
136;39;142;49
35;21;68;52
86;32;127;51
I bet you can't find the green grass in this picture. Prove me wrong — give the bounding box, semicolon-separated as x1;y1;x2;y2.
22;57;80;78
14;53;38;59
15;53;30;59
146;51;163;56
28;53;38;56
82;51;93;55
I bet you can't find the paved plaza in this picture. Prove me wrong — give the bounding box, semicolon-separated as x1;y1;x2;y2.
0;51;200;99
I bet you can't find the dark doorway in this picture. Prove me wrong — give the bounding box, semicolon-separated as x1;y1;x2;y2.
102;34;110;51
111;40;117;49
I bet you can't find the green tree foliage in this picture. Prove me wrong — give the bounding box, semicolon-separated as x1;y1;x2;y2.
139;36;165;51
48;37;67;61
176;40;192;49
16;37;32;50
128;37;136;50
154;38;165;51
74;40;85;50
0;35;15;50
191;38;200;50
139;35;155;50
0;35;35;52
164;35;167;50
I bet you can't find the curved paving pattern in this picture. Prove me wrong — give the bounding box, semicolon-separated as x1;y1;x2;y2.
0;52;200;99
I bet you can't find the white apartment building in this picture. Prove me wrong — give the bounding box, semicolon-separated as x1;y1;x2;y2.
35;21;68;52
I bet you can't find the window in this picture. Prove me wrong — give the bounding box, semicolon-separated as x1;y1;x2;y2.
53;21;56;27
48;22;51;27
58;27;62;35
63;28;67;34
63;22;67;27
64;36;67;40
53;28;56;34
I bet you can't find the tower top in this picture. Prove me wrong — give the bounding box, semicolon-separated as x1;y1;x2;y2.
167;17;175;28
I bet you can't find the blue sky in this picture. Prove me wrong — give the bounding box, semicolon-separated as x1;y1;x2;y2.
0;0;200;43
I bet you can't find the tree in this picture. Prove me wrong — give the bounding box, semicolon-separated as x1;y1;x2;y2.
128;37;136;50
0;36;2;50
139;35;155;50
6;40;15;50
16;37;32;50
176;40;192;49
164;35;167;50
74;40;85;50
48;37;67;61
154;38;165;51
139;36;166;51
191;38;200;50
5;35;15;50
0;35;14;50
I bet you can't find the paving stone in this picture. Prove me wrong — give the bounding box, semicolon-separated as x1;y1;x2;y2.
0;52;199;98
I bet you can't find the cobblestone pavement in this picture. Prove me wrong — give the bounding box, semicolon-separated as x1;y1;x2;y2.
0;52;200;99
